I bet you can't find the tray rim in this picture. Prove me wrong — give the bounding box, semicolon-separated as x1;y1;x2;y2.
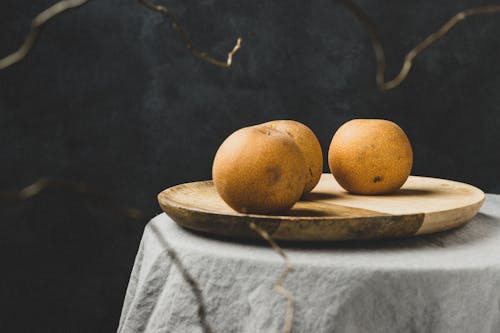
157;175;485;241
158;175;485;221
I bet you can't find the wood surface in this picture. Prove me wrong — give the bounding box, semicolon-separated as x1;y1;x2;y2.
157;174;485;241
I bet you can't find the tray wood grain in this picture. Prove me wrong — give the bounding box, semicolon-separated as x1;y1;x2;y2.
158;174;485;241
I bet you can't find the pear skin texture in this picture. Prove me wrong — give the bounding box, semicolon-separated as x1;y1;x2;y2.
213;126;307;214
262;120;323;194
328;119;413;195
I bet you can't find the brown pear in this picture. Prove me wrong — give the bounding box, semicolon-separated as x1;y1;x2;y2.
213;126;307;214
328;119;413;195
262;120;323;194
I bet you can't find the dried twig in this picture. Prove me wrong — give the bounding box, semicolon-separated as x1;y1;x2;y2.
0;178;294;333
0;177;146;220
137;0;242;67
0;177;213;333
149;223;214;333
341;0;500;90
0;0;90;70
249;222;295;333
0;0;242;71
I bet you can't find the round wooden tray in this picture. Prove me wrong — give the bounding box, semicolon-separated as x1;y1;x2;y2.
158;174;485;241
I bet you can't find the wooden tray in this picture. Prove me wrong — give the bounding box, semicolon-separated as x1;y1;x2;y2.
158;174;485;241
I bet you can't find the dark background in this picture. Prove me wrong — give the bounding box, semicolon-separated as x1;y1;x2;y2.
1;0;499;331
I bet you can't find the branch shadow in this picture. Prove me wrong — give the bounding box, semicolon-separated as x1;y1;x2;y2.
150;223;213;333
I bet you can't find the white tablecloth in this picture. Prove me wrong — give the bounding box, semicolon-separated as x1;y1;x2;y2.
119;194;500;333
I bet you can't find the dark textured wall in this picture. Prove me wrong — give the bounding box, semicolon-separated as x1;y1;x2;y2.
1;0;499;330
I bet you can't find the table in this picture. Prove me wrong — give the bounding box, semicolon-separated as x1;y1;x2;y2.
119;194;500;333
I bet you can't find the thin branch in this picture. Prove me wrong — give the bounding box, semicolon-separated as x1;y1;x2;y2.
149;223;214;333
0;178;213;333
340;1;500;91
0;177;146;220
249;222;295;333
0;0;90;70
137;0;242;68
338;0;386;89
0;0;242;71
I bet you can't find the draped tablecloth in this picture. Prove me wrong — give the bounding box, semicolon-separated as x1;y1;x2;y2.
119;194;500;333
